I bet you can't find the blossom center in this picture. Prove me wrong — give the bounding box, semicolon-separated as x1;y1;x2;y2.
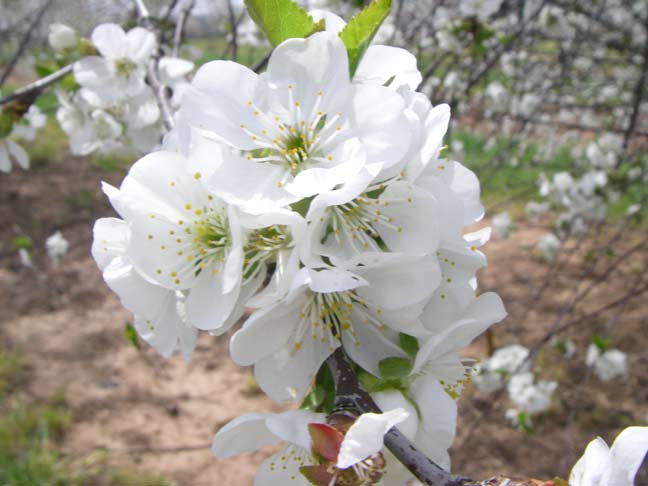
289;290;387;354
242;224;292;282
114;57;137;77
240;85;348;185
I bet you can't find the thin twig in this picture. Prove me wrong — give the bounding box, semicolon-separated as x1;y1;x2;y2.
622;15;648;152
0;64;73;107
133;0;176;131
172;0;194;58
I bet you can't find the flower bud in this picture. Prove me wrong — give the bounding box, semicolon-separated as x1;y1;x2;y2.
48;23;77;51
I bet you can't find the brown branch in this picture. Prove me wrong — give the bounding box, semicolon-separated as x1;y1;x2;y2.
326;348;470;486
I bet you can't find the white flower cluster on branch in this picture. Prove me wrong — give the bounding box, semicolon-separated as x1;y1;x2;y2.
57;23;194;156
90;9;507;484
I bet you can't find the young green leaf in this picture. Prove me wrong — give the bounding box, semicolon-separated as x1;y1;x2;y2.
378;356;412;379
338;0;391;77
244;0;317;46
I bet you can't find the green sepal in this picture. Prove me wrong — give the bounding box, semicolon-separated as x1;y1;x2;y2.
338;0;391;77
378;356;412;379
290;196;314;217
244;0;321;47
399;333;419;358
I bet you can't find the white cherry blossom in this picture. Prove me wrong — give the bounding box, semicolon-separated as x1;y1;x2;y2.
74;23;156;101
230;253;440;402
181;31;411;202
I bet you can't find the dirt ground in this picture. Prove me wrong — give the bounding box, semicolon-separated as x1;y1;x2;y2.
1;152;647;485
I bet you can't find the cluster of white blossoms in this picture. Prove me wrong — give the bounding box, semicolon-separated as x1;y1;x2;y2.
56;23;193;156
473;344;557;429
0;105;45;173
477;337;631;431
91;8;507;483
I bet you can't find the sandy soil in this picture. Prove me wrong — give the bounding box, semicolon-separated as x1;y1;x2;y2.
1;155;647;485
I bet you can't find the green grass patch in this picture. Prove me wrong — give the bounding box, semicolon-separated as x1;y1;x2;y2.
0;351;27;397
0;351;173;486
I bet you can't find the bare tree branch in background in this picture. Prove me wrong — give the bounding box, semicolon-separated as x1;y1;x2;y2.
133;0;175;130
172;0;194;57
0;0;54;87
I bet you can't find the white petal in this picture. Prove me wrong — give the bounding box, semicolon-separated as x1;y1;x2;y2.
0;144;10;172
206;149;298;208
266;32;350;117
266;410;326;450
73;57;112;90
450;161;484;224
309;9;346;33
182;60;260;149
307;162;382;218
211;412;279;458
305;267;368;293
185;261;240;331
102;256;171;319
349;84;410;168
353;253;441;310
337;409;409;469
410;377;457;469
601;426;648;486
230;295;304;366
415;292;507;372
378;182;439;255
371;391;419;441
126;27;156;63
91;217;129;270
569;437;610;486
355;45;422;90
159;56;194;83
6;139;29;169
285;140;366;198
343;307;406;376
254;330;338;402
254;451;312;486
91;23;127;59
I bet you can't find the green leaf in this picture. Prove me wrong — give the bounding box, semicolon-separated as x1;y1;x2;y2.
378;357;412;379
399;333;419;358
338;0;391;77
34;63;55;78
11;235;32;251
592;334;609;352
124;322;140;349
244;0;318;46
0;110;13;138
